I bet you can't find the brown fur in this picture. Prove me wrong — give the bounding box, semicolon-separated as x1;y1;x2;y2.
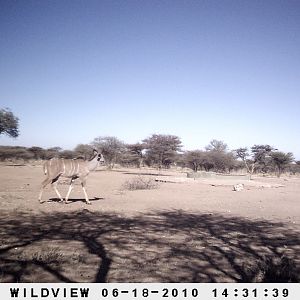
38;150;104;204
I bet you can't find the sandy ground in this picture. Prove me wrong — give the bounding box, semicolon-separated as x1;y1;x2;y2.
0;164;300;282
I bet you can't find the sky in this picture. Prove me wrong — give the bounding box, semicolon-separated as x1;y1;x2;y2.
0;0;299;158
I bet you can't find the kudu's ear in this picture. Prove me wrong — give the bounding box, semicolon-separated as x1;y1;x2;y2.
93;149;98;155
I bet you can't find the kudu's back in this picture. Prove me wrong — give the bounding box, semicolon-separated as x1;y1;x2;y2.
43;157;89;178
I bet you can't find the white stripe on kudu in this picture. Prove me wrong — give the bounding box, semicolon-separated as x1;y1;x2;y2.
38;149;105;204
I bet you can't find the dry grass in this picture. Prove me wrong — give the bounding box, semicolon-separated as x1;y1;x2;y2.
123;176;158;190
16;247;87;266
245;255;299;282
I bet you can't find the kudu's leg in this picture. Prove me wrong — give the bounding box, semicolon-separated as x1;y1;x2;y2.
38;177;52;203
80;177;91;205
64;178;76;204
51;177;63;202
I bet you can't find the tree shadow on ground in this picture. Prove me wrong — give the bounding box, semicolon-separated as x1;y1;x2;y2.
0;209;299;282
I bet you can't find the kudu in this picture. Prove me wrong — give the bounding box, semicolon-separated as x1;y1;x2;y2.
39;149;105;204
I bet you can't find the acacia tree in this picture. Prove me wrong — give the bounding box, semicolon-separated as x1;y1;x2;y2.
234;147;252;174
44;147;62;159
251;144;274;173
184;150;215;172
59;150;77;159
0;108;19;138
207;151;236;173
143;134;182;169
291;160;300;174
120;143;144;167
205;140;235;173
28;146;46;160
270;151;294;177
184;150;205;172
235;145;274;178
205;139;228;152
74;144;94;159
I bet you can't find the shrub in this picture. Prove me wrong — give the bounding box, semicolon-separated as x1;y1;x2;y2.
245;255;299;282
28;248;65;265
123;176;158;190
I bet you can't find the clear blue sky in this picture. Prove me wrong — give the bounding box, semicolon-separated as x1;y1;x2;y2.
0;0;299;158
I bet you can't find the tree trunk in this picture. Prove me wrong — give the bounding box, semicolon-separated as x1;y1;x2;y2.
277;166;282;178
243;158;254;179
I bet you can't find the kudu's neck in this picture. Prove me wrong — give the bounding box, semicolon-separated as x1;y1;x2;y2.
87;153;99;171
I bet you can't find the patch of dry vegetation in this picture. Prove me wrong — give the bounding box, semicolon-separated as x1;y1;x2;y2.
13;247;87;266
245;255;299;283
123;176;158;191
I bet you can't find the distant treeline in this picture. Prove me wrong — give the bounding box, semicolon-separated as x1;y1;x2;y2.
1;135;300;177
0;146;78;161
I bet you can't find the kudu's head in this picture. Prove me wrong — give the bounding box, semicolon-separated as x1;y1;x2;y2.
93;149;105;165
